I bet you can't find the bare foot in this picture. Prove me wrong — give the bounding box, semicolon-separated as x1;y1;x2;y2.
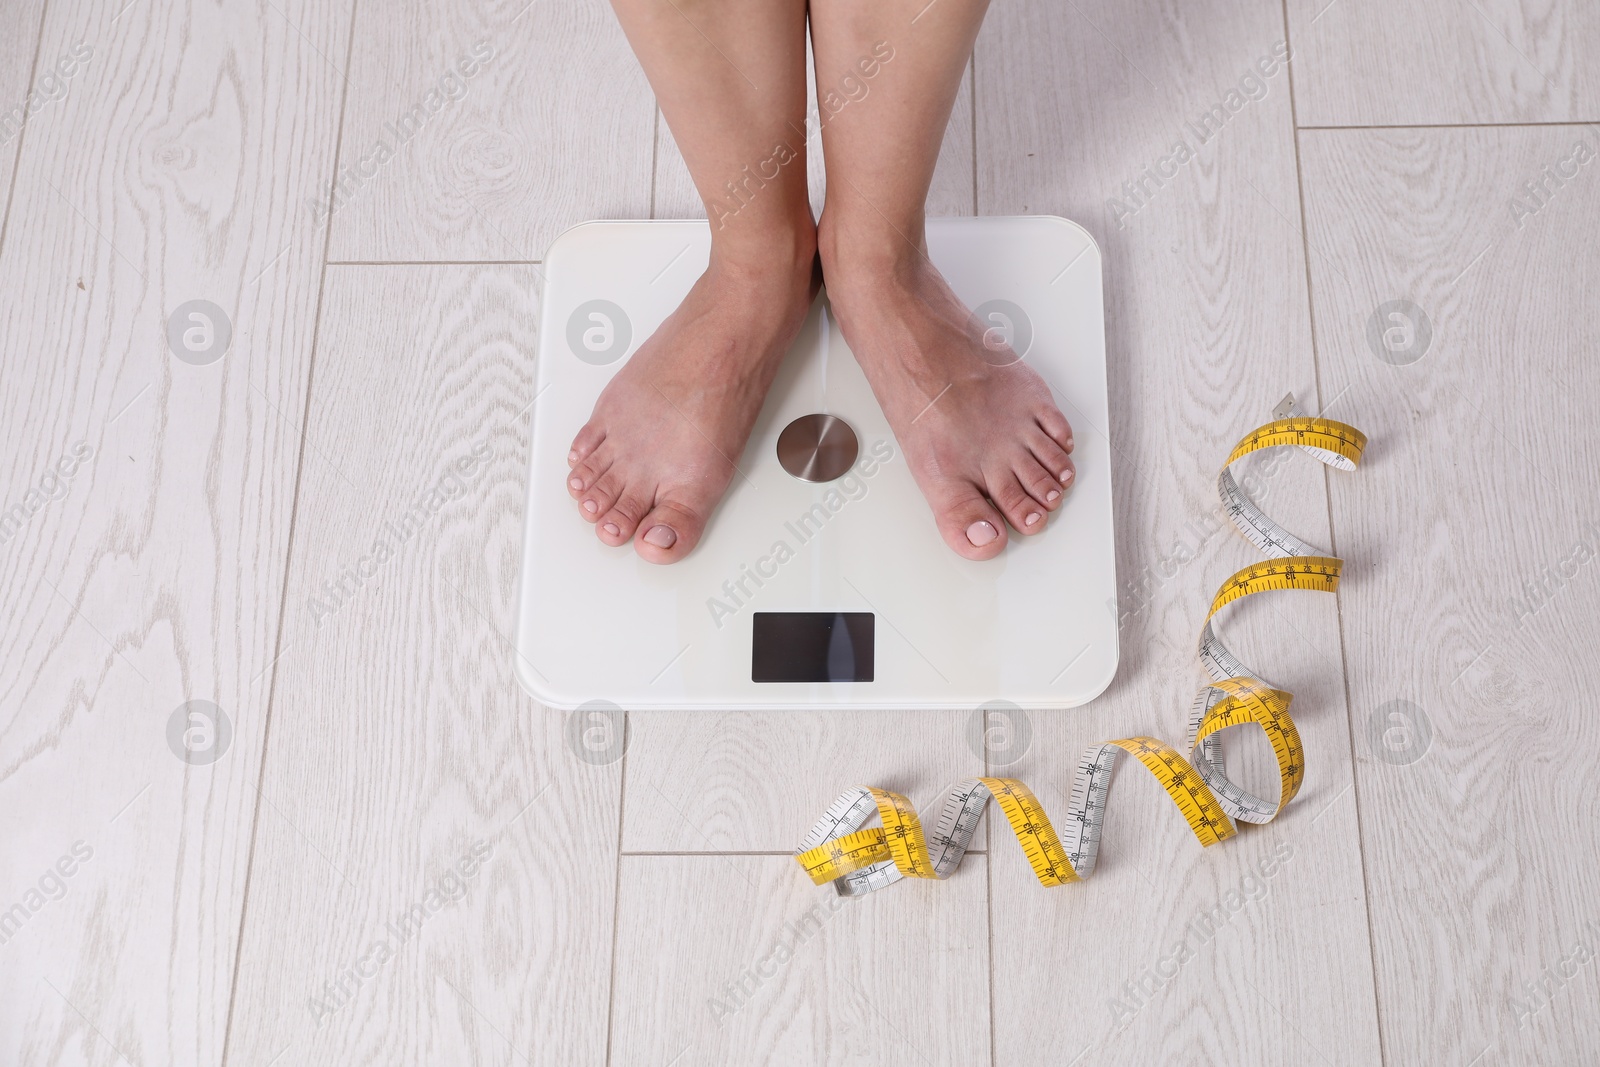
566;240;819;563
819;228;1076;561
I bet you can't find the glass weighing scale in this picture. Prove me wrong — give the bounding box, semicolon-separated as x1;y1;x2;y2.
514;217;1116;711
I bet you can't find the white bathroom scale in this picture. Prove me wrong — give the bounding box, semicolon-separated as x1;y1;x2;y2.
514;216;1116;711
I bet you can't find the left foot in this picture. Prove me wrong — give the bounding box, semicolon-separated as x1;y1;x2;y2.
819;220;1076;561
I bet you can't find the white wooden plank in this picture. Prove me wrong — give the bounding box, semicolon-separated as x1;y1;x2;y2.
611;854;989;1065
1300;124;1600;1066
976;0;1383;1061
622;709;985;853
928;57;975;217
0;1;351;1063
222;264;620;1066
326;0;656;262
1286;0;1600;127
0;0;48;238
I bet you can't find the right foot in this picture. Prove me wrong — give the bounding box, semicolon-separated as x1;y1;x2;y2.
565;239;819;563
819;221;1077;562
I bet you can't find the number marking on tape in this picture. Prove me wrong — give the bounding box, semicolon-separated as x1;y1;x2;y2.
796;396;1367;894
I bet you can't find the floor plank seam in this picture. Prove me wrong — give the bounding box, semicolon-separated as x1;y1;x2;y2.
969;48;978;217
602;712;631;1067
218;2;366;1063
1298;120;1600;131
1281;2;1391;1062
649;105;661;220
984;742;997;1067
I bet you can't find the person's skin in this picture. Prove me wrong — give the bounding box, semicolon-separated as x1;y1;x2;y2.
567;0;1075;562
809;0;1075;558
564;0;819;563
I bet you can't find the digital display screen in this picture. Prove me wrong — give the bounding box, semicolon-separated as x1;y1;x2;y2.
751;612;875;683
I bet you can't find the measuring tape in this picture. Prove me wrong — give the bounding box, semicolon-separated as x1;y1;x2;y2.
796;395;1367;895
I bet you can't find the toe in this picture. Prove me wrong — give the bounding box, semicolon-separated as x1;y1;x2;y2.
596;489;652;547
633;498;708;564
1016;454;1065;511
569;421;606;467
1027;428;1075;493
567;451;612;498
579;468;625;523
1036;409;1074;453
988;470;1046;535
925;477;1008;560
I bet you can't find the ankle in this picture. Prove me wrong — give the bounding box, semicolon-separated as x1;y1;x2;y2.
817;209;928;297
707;210;817;287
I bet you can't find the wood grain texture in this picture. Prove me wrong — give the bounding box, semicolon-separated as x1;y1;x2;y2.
7;0;1598;1060
622;709;987;852
222;265;621;1067
0;0;351;1063
1286;0;1600;126
1299;124;1600;1066
976;0;1383;1062
326;0;656;262
0;0;47;235
610;854;989;1065
653;49;974;220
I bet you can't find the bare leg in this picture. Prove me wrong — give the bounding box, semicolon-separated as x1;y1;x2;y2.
810;0;1076;560
567;0;817;562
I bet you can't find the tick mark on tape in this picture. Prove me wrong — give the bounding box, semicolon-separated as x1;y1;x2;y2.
799;409;1369;894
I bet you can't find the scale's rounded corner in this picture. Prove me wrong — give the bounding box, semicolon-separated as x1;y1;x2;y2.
545;217;709;271
1076;632;1121;707
543;219;612;273
1033;214;1104;271
513;655;582;713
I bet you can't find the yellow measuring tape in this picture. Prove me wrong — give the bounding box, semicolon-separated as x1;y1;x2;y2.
796;396;1367;894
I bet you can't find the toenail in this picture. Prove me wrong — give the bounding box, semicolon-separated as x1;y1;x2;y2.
569;476;583;490
1025;512;1041;527
966;520;998;546
1046;489;1060;503
583;499;597;514
568;450;578;463
644;525;677;548
602;522;620;537
1065;437;1074;451
1059;469;1072;483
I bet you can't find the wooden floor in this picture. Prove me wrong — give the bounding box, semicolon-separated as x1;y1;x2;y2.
2;0;1597;1063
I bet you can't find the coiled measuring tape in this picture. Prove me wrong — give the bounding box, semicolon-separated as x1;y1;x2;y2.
796;395;1367;895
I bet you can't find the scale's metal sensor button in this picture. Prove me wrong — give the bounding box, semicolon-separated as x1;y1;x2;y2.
777;414;858;482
